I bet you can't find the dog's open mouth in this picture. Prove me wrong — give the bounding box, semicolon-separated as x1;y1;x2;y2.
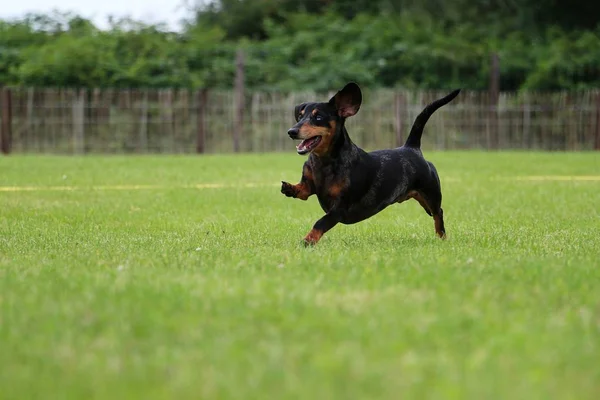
296;136;321;155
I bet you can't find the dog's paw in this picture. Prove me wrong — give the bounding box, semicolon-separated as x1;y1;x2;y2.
302;238;317;247
302;229;322;247
281;181;296;197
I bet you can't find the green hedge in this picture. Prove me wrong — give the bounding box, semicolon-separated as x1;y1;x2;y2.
1;10;599;91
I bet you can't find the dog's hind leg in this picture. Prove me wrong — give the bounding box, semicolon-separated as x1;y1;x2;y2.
410;188;446;239
432;208;446;239
423;163;446;239
406;190;432;216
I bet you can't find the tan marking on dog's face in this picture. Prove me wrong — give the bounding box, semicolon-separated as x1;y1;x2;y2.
312;120;337;157
298;123;330;140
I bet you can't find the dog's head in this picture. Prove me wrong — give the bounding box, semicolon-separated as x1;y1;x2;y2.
287;82;362;156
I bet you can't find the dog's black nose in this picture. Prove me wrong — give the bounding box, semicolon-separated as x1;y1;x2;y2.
287;128;299;138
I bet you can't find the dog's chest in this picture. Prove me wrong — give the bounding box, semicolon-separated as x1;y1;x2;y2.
312;171;348;212
309;153;360;209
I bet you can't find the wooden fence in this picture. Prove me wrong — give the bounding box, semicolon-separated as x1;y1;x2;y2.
1;87;600;154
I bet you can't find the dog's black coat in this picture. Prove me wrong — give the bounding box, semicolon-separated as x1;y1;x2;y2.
282;82;461;245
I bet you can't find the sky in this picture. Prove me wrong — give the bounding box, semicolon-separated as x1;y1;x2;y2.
0;0;191;30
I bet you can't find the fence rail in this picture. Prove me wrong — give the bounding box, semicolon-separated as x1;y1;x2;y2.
1;87;600;154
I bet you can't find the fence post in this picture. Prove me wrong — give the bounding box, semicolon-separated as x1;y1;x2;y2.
394;91;405;147
72;89;85;154
522;93;531;149
595;92;600;151
139;90;148;153
234;48;245;152
1;87;13;155
26;88;34;144
196;88;207;154
489;53;500;150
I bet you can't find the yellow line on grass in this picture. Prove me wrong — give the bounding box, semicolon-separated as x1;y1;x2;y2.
0;183;280;192
514;175;600;182
1;176;598;192
0;186;77;192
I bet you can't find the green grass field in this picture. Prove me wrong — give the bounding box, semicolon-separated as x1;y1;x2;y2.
1;152;599;399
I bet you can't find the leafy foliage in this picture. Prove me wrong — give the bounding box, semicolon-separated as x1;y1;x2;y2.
0;2;599;90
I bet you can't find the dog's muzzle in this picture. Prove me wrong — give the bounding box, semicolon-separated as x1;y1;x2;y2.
287;128;299;139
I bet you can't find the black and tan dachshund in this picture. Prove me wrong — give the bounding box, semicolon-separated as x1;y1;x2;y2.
281;82;461;246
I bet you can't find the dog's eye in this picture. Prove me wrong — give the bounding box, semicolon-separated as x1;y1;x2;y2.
315;114;323;121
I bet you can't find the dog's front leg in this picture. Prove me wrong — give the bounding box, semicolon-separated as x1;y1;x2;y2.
303;212;340;246
281;162;315;201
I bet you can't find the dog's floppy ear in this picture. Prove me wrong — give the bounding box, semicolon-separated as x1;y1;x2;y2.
329;82;362;118
294;102;308;122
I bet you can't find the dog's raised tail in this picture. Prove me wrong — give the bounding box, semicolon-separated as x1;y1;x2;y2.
404;89;461;148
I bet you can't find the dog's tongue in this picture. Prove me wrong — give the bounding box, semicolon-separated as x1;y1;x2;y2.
297;137;318;152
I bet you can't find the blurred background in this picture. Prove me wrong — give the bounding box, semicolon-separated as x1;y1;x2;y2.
1;0;599;154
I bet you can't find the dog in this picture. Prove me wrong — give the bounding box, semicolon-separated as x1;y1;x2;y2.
281;82;460;246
